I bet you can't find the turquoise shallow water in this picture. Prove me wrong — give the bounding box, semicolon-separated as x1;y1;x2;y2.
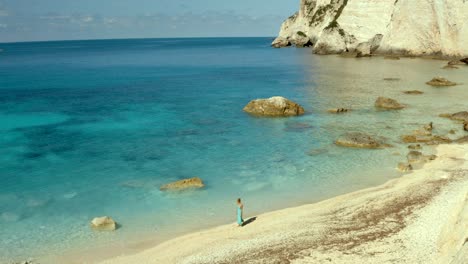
0;38;467;263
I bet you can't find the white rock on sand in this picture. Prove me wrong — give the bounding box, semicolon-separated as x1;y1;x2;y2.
98;144;468;264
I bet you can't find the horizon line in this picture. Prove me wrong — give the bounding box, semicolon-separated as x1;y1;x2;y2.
0;35;277;45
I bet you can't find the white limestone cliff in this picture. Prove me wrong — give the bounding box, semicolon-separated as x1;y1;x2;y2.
272;0;468;57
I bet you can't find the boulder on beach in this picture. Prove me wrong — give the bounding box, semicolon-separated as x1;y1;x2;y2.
160;177;205;191
407;151;437;164
243;96;305;117
403;90;423;95
375;97;405;110
327;108;350;114
335;132;388;149
90;216;116;231
425;77;457;87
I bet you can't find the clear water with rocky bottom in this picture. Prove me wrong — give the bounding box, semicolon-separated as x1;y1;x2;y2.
0;37;467;263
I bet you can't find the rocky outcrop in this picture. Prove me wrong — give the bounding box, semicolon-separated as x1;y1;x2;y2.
464;122;468;132
426;77;457;87
243;96;305;117
160;177;205;191
90;216;116;231
335;132;388;148
461;58;468;64
375;97;405;110
401;134;452;145
273;0;468;57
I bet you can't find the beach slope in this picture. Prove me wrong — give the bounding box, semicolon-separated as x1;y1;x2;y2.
101;144;468;264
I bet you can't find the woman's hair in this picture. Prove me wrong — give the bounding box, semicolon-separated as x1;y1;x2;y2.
237;198;241;203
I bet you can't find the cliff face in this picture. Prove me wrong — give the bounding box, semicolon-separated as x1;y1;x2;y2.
272;0;468;57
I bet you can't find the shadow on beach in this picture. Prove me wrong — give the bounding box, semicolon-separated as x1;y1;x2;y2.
242;217;257;227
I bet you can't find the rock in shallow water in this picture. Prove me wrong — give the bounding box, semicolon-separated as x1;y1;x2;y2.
243;96;305;117
90;216;116;231
403;90;423;95
160;177;205;191
397;162;413;172
375;97;405;110
426;77;457;87
335;132;388;149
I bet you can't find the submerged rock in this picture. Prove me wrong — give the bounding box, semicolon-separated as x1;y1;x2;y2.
426;77;457;87
448;60;465;66
440;111;468;123
375;97;405;110
327;108;350;114
407;151;436;164
442;65;459;70
455;136;468;143
384;56;400;60
160;177;205;191
397;162;413;172
335;132;388;149
90;216;116;231
403;90;423;95
401;134;452;144
408;144;422;150
383;78;400;81
243;96;305;117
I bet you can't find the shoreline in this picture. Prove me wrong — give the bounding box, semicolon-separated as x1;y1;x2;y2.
94;143;467;264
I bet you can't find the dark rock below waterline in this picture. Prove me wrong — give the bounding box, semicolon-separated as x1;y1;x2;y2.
383;77;400;81
397;162;413;172
403;90;423;95
160;177;205;191
384;56;400;60
327;108;350;114
243;96;305;117
375;97;405;110
426;77;457;87
460;58;468;64
335;132;388;149
440;111;468;123
442;65;459;70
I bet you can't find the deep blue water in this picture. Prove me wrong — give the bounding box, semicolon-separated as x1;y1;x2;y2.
1;37;466;262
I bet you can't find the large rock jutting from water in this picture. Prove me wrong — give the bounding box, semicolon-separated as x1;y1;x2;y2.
375;97;405;110
335;132;388;149
243;96;305;117
160;177;205;191
426;77;457;87
272;0;468;57
90;216;117;231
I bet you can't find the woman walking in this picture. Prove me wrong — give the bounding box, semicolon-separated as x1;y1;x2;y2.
236;198;244;227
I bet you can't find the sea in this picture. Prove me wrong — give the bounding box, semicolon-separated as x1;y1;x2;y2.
0;37;467;263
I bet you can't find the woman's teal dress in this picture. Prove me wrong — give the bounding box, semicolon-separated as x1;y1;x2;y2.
237;206;244;226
